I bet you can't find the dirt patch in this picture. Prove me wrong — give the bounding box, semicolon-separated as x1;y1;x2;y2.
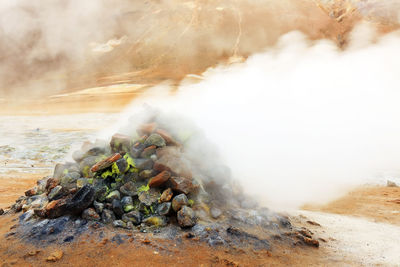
303;185;400;225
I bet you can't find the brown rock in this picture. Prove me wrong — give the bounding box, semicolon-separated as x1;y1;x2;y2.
149;171;171;188
46;250;63;262
110;133;131;153
160;188;173;202
46;178;59;193
0;208;4;215
155;128;180;146
169;176;195;195
90;153;121;172
138;122;157;135
140;145;156;158
153;154;192;178
25;187;37;197
45;198;67;218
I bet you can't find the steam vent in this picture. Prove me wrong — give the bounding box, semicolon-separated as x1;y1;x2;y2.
3;112;319;250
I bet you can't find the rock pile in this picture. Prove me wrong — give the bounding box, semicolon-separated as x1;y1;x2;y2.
9;121;209;230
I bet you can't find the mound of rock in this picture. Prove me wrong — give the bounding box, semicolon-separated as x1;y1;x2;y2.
2;113;320;249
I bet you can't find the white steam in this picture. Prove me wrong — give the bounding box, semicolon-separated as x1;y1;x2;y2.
103;24;400;209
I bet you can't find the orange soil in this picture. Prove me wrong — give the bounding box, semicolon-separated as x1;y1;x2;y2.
303;185;400;226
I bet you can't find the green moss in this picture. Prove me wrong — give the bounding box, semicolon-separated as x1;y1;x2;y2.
88;178;93;184
137;184;150;193
143;206;150;215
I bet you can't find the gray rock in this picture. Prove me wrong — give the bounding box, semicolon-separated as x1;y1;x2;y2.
144;133;166;147
120;182;137;197
177;206;196;228
387;180;398;187
113;220;127;228
157;202;172;216
138;189;159;206
19;210;35;222
48;185;64;201
94;185;109;202
172;194;188;212
130;143;145;158
93;201;104;214
121;196;134;212
210;207;222;219
134;158;154;171
82;208;100;221
114;158;128;174
105;190;120;202
112;199;124;217
122;211;142;225
101;209;116;224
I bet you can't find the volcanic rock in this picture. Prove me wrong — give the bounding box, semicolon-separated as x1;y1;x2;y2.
48;185;64;201
112;199;124;217
93;201;104;214
149;170;171;187
155;128;179;146
169;176;194;195
121;196;134;212
157;202;172;216
119;181;137;197
142;215;167;227
139;169;155;180
141;145;156;158
172;194;189;212
65;185;95;215
138;189;159;206
101;209;116;224
134;158;154;171
122;211;141;225
76;178;90;188
90;153;121;173
25;187;37;197
144;133;166;147
105;190;120;202
0;208;4;215
82;208;100;221
46;178;59;193
387;180;398;187
130;142;145;158
110;133;131;153
160;188;173;202
154;155;192;179
177;206;196;228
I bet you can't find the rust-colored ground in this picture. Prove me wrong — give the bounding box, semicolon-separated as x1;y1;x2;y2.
303;185;400;226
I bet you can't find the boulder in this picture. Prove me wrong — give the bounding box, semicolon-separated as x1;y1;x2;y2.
48;186;64;201
122;211;142;225
160;188;173;202
140;145;156;158
121;196;134;212
177;206;196;228
82;208;100;221
101;209;116;224
138;189;159;206
119;181;137;197
169;176;195;195
172;194;189;212
142;215;167;227
134;158;154;171
112;199;124;217
110;133;132;153
157;202;172;216
149;170;171;188
144;133;166;147
90;153;121;173
93;201;104;214
65;185;95;215
105;190;120;202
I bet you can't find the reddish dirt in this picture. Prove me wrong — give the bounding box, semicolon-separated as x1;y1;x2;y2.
303;185;400;226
